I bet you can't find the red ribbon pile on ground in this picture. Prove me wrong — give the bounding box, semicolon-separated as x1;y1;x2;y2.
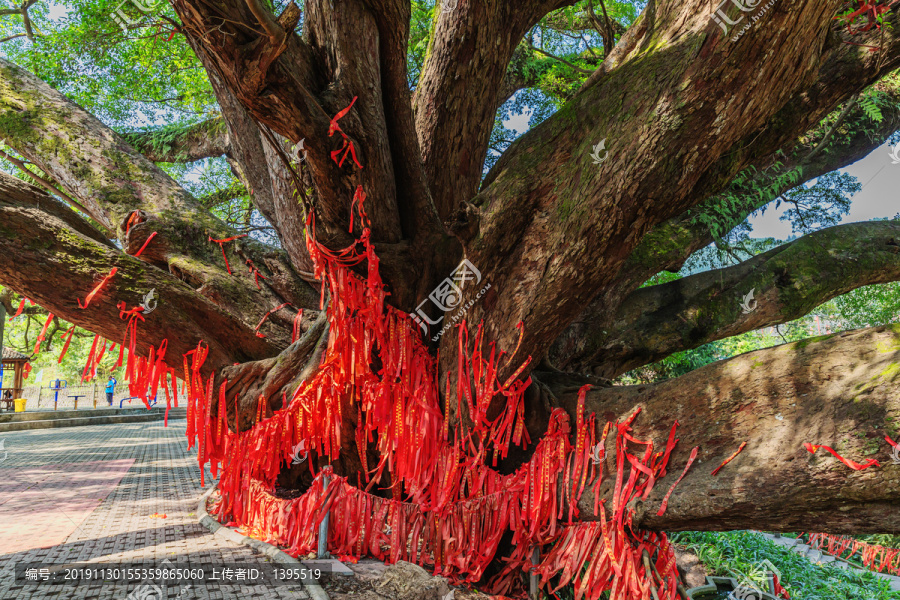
808;533;900;576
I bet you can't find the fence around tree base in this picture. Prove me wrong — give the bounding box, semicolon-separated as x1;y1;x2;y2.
8;384;188;412
808;533;900;576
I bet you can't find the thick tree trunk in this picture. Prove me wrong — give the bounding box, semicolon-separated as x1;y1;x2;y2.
0;171;273;371
0;59;319;349
572;221;900;379
3;3;900;580
540;325;900;533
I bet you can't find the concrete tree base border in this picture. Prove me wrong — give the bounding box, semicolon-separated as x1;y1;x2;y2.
196;485;331;600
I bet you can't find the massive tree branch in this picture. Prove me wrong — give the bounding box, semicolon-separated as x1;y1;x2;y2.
172;0;409;246
0;59;320;349
452;3;900;386
123;117;231;163
0;171;276;372
552;78;900;371
578;221;900;378
540;324;900;533
414;0;576;221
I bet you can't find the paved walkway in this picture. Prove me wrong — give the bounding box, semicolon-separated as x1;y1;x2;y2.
0;419;309;599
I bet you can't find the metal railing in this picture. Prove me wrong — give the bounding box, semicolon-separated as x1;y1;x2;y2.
9;384;188;411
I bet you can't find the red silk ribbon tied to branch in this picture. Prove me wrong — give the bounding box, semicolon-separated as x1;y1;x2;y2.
133;231;157;258
292;309;304;343
711;441;747;476
57;325;76;364
33;313;55;355
78;267;118;309
656;446;698;516
8;296;30;321
328;96;363;169
246;259;268;290
255;303;291;338
208;234;248;274
839;0;899;34
804;442;881;470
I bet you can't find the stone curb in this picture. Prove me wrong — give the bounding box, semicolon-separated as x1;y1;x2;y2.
196;485;331;600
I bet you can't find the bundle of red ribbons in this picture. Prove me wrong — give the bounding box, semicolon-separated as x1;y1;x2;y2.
808;533;900;576
183;185;695;599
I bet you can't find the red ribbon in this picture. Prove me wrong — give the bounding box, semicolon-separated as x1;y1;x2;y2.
33;313;55;355
711;441;747;476
208;234;248;274
57;325;76;364
656;446;698;516
133;231;157;257
78;267;118;309
8;297;29;321
254;303;291;338
804;442;881;470
291;309;304;343
328;97;364;169
246;259;268;290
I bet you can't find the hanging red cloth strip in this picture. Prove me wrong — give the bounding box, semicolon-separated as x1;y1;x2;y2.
57;325;76;364
81;334;101;382
133;232;158;257
656;447;698;516
8;297;29;321
804;442;881;470
254;303;291;338
125;211;142;234
78;267;118;309
710;441;747;476
292;309;304;343
33;313;55;354
208;234;248;274
246;259;268;290
328;97;364;169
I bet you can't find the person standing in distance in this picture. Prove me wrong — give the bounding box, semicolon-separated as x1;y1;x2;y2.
106;375;117;406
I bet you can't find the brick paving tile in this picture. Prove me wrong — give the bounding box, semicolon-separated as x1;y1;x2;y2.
0;419;309;599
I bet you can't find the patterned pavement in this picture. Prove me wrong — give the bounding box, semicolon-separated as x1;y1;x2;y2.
0;419;309;599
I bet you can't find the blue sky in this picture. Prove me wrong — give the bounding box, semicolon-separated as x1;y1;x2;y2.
505;111;900;240
750;139;900;239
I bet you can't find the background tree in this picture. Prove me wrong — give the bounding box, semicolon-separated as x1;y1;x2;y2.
0;0;899;575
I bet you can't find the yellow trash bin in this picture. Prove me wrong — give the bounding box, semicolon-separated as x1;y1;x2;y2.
14;398;26;412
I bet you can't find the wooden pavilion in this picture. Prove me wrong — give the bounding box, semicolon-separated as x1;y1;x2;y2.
1;347;31;408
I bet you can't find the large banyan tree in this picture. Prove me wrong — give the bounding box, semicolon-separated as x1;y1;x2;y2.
1;0;900;596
